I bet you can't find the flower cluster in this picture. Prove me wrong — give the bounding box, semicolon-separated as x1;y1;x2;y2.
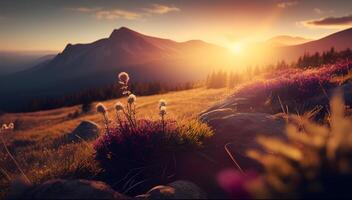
93;72;214;195
234;60;352;112
96;72;168;135
1;122;14;131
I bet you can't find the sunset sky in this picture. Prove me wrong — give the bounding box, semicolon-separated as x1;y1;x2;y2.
0;0;351;52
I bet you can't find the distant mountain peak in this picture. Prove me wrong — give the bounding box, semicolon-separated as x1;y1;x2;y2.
109;27;141;39
267;35;311;46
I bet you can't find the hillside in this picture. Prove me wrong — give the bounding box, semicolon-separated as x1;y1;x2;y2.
0;27;231;112
0;87;229;143
0;87;231;197
275;28;352;62
266;35;311;46
0;51;55;76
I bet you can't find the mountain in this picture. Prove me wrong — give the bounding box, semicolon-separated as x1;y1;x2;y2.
0;27;231;111
0;51;56;76
267;35;311;47
274;28;352;62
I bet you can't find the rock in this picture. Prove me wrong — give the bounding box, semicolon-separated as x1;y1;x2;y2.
8;179;129;199
202;110;285;155
66;121;100;142
199;108;235;122
137;180;206;199
200;107;286;172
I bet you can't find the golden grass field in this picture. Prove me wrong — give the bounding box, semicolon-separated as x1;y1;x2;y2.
1;88;230;142
0;87;230;197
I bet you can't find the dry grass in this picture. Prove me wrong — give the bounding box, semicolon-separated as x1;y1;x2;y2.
0;87;230;198
1;88;229;141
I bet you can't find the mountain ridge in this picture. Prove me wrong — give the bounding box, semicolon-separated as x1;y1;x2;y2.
275;28;352;61
0;27;230;111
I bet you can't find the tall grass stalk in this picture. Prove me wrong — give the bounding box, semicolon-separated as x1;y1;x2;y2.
0;125;31;184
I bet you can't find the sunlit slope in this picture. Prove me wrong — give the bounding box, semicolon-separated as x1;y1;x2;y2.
0;88;230;142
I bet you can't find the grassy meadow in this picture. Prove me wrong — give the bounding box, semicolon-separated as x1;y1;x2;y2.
0;87;230;197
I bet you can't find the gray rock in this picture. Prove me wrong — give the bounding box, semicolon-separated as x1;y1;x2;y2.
199;108;235;122
202;110;285;155
137;180;206;199
67;120;100;142
8;179;129;199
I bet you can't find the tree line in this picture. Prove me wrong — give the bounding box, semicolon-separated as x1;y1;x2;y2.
206;48;352;89
21;81;195;112
297;48;352;68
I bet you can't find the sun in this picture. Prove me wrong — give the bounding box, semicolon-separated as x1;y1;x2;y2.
228;42;244;55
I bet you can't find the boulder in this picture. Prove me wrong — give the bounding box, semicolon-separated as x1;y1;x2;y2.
200;108;286;171
137;180;206;199
66;120;100;142
202;110;285;154
8;179;129;199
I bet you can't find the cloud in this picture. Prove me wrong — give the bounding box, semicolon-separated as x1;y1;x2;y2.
68;7;141;20
277;1;298;9
68;4;180;21
302;14;352;29
95;10;141;20
313;8;323;14
67;7;101;13
143;4;180;14
313;8;334;15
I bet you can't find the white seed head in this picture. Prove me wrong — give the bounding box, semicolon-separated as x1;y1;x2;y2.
127;94;136;104
159;106;167;116
96;103;107;114
114;101;124;112
118;72;130;84
1;123;14;131
159;99;167;108
8;123;14;130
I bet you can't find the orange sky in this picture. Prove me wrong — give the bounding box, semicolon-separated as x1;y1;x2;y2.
0;0;351;52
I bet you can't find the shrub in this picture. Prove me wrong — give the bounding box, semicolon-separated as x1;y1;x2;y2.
93;72;214;195
94;119;212;194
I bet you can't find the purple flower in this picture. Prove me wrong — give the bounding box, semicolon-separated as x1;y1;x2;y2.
217;169;258;199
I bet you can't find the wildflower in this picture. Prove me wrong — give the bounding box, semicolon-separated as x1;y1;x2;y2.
1;124;6;130
159;99;167;108
127;94;136;104
96;103;107;114
118;72;129;84
114;101;124;112
217;170;257;199
160;106;167;116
